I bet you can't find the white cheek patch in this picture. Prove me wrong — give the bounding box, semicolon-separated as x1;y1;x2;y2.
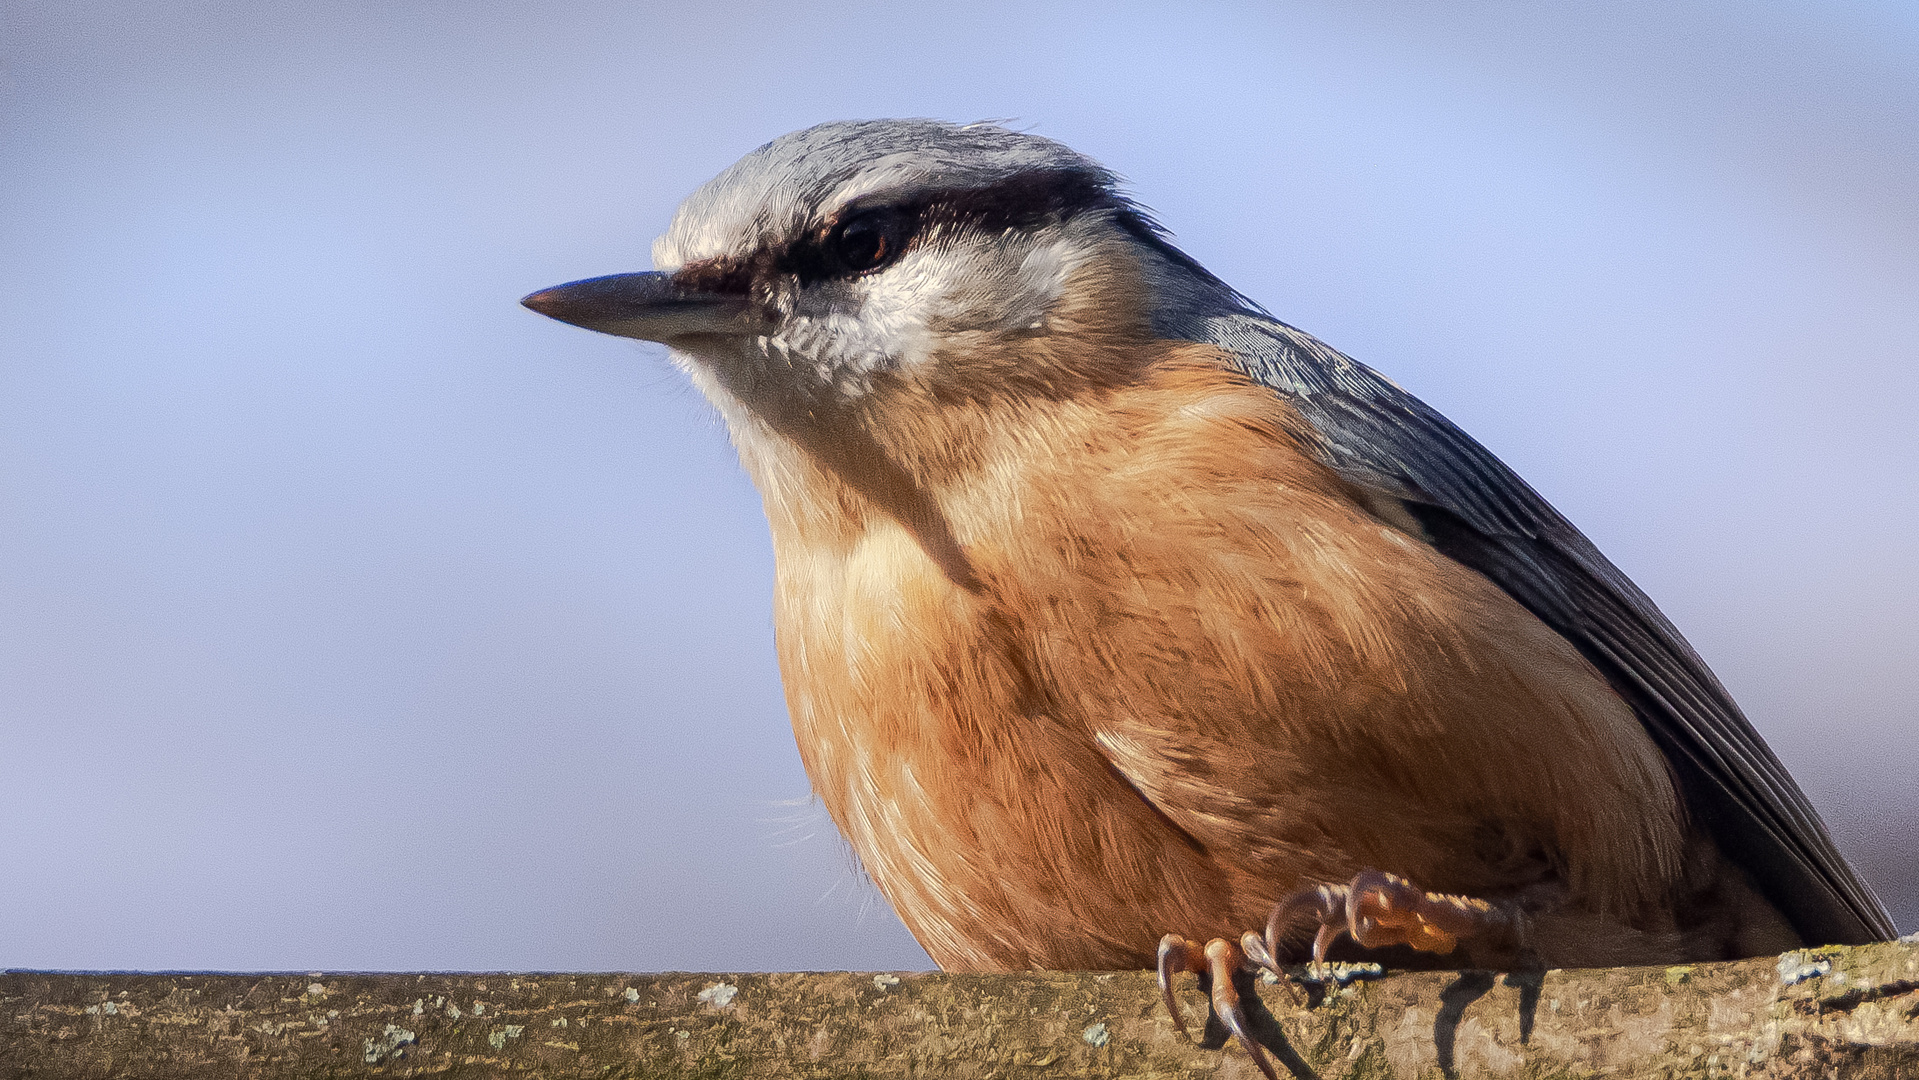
762;246;951;397
768;229;1095;396
762;312;896;398
910;229;1089;342
1005;236;1080;330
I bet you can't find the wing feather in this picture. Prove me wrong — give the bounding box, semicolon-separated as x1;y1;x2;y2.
1180;309;1893;945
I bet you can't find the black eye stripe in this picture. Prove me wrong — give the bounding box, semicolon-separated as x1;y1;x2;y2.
777;167;1118;285
915;168;1117;235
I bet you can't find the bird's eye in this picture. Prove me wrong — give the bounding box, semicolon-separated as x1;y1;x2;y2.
829;208;912;275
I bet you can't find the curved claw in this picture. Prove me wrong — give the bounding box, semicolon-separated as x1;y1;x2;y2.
1160;934;1280;1080
1157;933;1200;1041
1241;930;1303;1004
1204;938;1279;1080
1240;929;1277;973
1312;922;1341;968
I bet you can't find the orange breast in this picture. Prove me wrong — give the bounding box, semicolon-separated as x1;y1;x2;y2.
758;348;1684;971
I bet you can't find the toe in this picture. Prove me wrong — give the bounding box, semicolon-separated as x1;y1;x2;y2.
1156;933;1204;1040
1204;938;1278;1080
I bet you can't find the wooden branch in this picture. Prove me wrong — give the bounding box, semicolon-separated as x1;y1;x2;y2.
6;940;1916;1077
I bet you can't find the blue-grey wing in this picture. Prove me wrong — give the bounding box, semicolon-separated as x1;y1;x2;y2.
1182;307;1893;947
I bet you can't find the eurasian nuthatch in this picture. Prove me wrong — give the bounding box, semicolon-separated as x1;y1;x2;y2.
524;119;1892;1076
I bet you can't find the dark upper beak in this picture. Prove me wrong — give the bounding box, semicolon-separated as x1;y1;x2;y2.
520;271;759;342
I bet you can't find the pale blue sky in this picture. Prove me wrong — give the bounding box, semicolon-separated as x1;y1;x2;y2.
3;1;1915;971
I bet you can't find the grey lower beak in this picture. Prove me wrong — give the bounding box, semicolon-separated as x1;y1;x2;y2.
521;271;757;342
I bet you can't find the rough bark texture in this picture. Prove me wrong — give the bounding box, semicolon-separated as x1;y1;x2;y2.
5;940;1917;1078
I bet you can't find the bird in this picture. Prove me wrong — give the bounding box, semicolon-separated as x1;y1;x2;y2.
523;119;1893;1075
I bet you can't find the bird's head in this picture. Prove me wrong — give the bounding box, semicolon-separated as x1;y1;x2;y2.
527;119;1239;433
524;120;1244;577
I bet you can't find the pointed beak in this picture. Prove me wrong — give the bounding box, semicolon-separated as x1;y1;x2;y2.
520;271;759;342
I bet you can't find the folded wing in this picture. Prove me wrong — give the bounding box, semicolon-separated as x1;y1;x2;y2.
1169;306;1893;947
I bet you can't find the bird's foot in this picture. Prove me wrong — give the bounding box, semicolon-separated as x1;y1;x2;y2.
1157;932;1287;1080
1264;869;1518;977
1157;872;1519;1078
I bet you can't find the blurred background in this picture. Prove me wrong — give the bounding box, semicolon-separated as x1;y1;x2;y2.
2;1;1914;972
